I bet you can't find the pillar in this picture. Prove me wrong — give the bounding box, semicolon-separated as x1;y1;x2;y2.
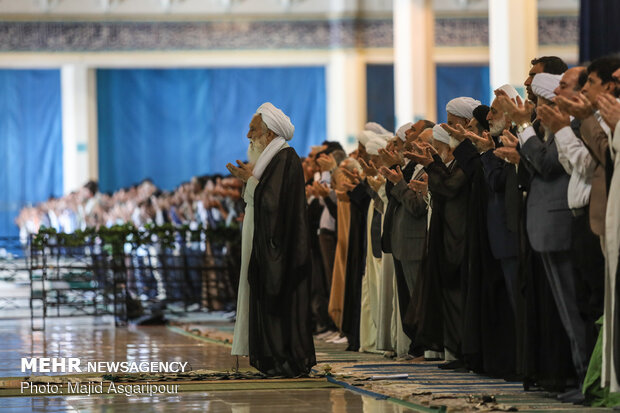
325;0;367;153
488;0;538;96
61;64;98;194
326;49;367;153
393;0;436;124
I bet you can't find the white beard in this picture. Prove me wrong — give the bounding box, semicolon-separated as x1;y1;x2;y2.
489;118;506;136
542;125;552;142
439;151;449;163
247;141;264;164
449;137;460;149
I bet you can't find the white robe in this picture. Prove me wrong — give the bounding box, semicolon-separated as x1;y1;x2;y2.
373;184;411;356
231;176;258;356
603;121;620;392
359;198;382;353
231;138;289;357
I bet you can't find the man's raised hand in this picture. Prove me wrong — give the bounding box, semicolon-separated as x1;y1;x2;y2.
469;131;495;152
441;123;469;142
500;129;519;148
495;91;534;124
316;154;337;172
554;94;595;120
538;104;570;134
367;174;386;193
494;147;520;165
598;93;620;131
378;165;404;184
226;160;253;182
359;158;378;177
378;148;404;168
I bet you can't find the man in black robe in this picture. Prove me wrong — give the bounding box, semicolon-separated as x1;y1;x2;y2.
408;124;469;369
226;102;316;377
442;111;517;379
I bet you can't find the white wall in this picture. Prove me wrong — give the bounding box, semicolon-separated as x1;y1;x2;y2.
0;0;577;16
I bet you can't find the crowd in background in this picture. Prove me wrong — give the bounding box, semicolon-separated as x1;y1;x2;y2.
16;175;246;312
15;176;245;243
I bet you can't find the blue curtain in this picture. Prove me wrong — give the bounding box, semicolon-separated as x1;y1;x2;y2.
435;65;491;124
0;70;63;238
97;67;326;192
365;64;491;127
366;64;395;132
579;0;620;62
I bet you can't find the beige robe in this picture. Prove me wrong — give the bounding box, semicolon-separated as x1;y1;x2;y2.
328;197;351;330
603;120;620;392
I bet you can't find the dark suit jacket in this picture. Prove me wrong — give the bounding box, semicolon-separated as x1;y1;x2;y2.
518;133;572;252
381;161;417;255
389;169;428;261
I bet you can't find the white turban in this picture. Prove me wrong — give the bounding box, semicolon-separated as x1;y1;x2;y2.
365;137;388;155
357;130;374;147
496;84;521;101
432;124;451;145
358;129;391;148
364;122;390;135
446;97;482;120
377;132;393;142
255;102;295;141
532;73;562;101
395;122;413;142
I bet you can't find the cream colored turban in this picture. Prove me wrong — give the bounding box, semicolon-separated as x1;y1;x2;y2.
365;137;388;155
446;97;482;120
532;73;562;101
357;130;373;147
364;122;390;135
396;122;413;142
432;124;451;145
496;84;521;101
255;102;295;141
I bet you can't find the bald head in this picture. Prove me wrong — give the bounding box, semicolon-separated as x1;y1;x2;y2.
418;128;433;145
554;66;586;99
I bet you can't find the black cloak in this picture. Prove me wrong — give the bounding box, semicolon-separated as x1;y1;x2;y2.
340;181;371;351
247;147;316;377
453;139;516;378
422;154;470;356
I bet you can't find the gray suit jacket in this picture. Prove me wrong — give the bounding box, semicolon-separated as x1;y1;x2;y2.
389;175;428;261
519;132;572;252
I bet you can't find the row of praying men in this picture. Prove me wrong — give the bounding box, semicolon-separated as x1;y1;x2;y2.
301;55;620;406
16;175;245;243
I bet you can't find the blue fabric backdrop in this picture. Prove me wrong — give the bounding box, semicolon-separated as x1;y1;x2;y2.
366;64;396;132
0;70;63;238
579;0;620;62
435;65;491;124
366;64;491;127
97;67;326;192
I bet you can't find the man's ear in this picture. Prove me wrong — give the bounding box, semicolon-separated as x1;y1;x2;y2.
604;82;615;94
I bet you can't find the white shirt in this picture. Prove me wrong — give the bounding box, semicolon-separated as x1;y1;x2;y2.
318;170;336;232
554;125;596;209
